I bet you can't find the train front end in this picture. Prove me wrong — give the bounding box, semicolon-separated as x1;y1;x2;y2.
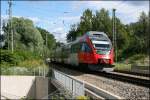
87;31;114;72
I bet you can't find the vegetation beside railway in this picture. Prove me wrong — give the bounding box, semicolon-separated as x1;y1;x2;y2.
0;49;48;75
0;8;149;75
1;17;56;75
114;54;149;71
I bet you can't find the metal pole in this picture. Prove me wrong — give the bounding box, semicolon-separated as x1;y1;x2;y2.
46;32;47;47
112;9;115;48
45;32;47;58
8;0;13;53
114;10;117;62
113;9;117;62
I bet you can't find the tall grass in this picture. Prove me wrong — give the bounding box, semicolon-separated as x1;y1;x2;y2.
0;49;48;75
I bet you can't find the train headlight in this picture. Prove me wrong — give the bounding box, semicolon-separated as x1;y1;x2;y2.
105;50;110;55
96;50;110;55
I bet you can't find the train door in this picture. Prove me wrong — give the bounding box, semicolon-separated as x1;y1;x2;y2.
79;42;93;64
78;43;85;63
83;43;93;63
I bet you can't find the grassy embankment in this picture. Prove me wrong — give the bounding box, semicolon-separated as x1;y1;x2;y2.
0;49;48;75
114;54;149;73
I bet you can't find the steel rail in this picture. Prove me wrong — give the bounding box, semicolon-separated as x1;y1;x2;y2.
50;63;150;88
92;71;150;88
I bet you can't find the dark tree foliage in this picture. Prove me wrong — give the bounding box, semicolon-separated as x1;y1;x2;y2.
123;11;149;56
0;34;5;42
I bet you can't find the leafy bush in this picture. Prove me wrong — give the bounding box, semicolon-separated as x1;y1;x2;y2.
15;50;40;60
0;49;41;66
18;59;45;68
0;50;18;65
127;54;146;63
0;49;48;75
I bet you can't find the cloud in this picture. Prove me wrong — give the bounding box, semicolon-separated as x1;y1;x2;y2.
71;1;87;11
26;1;50;6
1;15;8;19
92;1;148;24
1;15;66;42
52;27;64;33
1;15;41;25
51;27;67;43
59;16;80;21
57;16;80;27
124;1;149;6
26;17;41;24
1;15;41;33
71;1;149;24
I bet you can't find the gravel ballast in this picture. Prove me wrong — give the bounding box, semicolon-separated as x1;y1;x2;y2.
53;65;150;99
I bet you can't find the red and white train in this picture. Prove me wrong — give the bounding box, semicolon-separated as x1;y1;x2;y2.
51;31;114;72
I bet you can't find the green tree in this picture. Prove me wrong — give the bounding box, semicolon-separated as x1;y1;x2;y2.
79;9;93;33
3;17;44;54
67;24;78;42
125;12;149;54
92;8;112;37
67;9;93;42
37;27;56;57
37;27;56;50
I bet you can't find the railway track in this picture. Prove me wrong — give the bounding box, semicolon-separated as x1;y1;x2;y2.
50;63;149;88
51;69;122;99
50;63;149;99
92;71;150;88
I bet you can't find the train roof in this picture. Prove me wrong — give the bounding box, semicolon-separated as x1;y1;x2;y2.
86;31;109;40
87;31;105;34
86;31;108;37
67;31;110;46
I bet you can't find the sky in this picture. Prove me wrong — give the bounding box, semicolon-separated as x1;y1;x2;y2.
1;0;149;43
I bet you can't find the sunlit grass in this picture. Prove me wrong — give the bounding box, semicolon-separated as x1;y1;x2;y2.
114;63;131;71
18;59;46;68
1;59;48;75
115;54;149;72
76;96;90;100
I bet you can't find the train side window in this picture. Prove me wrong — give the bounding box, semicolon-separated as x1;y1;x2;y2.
77;43;80;52
71;44;78;53
71;45;74;53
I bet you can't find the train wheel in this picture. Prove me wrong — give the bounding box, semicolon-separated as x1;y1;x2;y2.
88;64;101;71
79;63;89;72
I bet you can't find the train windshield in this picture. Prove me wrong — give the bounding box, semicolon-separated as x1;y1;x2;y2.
94;43;111;50
94;43;111;54
95;44;110;49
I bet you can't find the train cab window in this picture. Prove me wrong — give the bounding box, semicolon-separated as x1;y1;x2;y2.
81;43;85;52
85;43;92;53
81;43;92;53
